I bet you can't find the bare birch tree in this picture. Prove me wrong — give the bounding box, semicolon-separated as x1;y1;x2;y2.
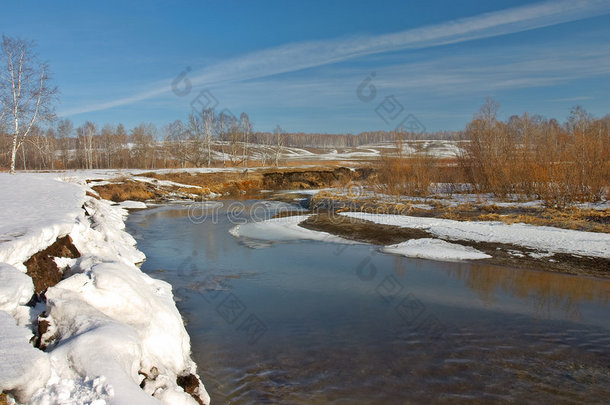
0;35;57;173
202;108;216;168
273;125;284;167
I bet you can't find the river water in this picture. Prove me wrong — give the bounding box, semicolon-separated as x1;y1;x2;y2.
126;199;610;404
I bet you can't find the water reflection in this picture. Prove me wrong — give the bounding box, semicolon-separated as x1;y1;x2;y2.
445;263;610;320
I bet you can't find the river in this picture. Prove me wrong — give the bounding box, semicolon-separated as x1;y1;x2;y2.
126;199;610;404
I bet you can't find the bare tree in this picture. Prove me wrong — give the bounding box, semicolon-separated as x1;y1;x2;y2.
165;120;188;168
218;111;235;167
228;116;240;165
187;112;206;167
56;118;73;168
202;108;216;168
77;121;96;170
273;125;284;167
240;112;252;169
0;35;57;173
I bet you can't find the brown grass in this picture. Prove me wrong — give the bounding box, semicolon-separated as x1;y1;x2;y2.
92;180;157;202
313;192;609;233
142;171;264;195
442;205;609;233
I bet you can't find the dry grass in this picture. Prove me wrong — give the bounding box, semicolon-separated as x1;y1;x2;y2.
142;171;264;195
92;180;157;202
0;392;8;405
442;205;609;233
313;192;609;233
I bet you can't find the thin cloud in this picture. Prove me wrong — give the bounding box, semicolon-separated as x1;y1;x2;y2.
61;0;610;116
548;96;593;102
209;42;610;105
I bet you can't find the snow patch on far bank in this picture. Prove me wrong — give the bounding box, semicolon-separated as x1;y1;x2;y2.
118;200;147;209
381;239;491;261
342;212;610;259
229;215;356;245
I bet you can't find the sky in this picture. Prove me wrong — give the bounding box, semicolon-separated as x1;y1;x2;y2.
1;0;610;134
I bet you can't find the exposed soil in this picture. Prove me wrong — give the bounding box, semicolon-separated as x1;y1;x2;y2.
34;316;57;351
301;212;431;244
177;374;205;405
261;167;363;190
24;235;80;294
91;167;370;202
301;213;610;279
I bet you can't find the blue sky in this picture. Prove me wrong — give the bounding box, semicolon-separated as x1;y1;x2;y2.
2;0;610;133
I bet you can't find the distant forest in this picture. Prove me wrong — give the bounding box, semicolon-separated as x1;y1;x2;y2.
0;108;458;170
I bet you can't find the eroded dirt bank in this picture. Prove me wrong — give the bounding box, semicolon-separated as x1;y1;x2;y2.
90;167;371;202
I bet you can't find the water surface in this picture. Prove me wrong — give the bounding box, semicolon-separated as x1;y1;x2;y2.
127;200;610;404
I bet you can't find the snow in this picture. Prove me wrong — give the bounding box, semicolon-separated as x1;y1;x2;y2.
30;375;113;405
229;215;356;245
0;263;34;315
0;173;85;271
342;212;610;258
131;176;202;190
0;173;209;405
381;239;491;261
117;200;147;210
0;310;51;403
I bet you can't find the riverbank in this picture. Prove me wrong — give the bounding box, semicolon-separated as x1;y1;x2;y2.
300;212;610;278
0;173;209;404
88;166;369;202
87;167;609;278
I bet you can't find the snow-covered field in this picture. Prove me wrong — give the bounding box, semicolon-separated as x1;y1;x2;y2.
0;173;209;405
275;140;464;161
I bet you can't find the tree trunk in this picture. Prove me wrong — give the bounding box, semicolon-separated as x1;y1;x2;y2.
9;133;17;174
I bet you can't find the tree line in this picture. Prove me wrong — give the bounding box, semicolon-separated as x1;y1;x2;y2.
2;35;608;205
459;98;609;204
0;34;456;172
377;98;609;204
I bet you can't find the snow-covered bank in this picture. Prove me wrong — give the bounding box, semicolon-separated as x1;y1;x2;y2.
0;173;209;405
381;239;491;261
229;215;355;245
342;212;610;259
0;174;84;271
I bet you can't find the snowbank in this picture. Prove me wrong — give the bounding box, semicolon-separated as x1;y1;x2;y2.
0;173;209;405
342;212;610;258
0;311;51;403
0;174;84;271
229;215;355;245
381;239;491;261
117;200;147;210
